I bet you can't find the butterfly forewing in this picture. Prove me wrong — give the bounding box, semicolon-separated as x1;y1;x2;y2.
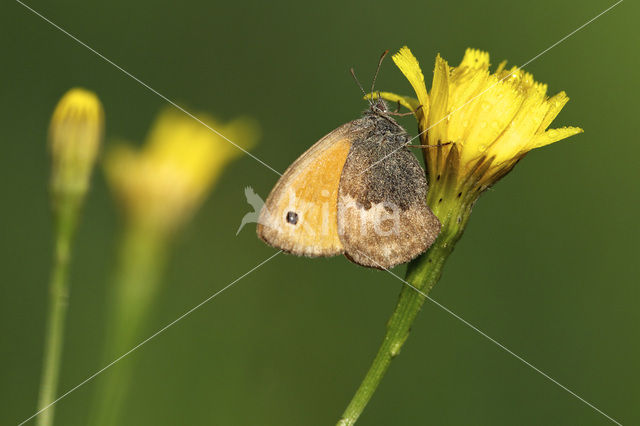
257;123;354;257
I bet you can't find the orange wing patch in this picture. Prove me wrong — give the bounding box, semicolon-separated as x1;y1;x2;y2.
257;132;351;257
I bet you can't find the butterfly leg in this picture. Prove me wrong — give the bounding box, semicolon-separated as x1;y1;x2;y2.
407;141;453;148
387;104;423;117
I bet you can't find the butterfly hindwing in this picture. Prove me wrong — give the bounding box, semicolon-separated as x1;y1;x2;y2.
337;133;441;269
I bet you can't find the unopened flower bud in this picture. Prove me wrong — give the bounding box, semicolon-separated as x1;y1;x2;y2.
49;88;104;205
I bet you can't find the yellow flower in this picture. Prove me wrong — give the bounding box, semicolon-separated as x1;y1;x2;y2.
105;108;259;233
49;88;104;202
381;46;582;193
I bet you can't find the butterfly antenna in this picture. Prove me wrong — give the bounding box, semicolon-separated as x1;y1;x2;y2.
350;67;371;105
370;49;389;100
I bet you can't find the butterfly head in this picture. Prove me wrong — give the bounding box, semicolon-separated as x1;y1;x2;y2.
365;98;399;126
368;97;389;115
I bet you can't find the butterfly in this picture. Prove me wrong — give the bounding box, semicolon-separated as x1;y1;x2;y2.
257;54;440;269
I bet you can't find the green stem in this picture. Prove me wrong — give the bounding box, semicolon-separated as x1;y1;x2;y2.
337;194;474;426
89;222;168;426
37;199;80;426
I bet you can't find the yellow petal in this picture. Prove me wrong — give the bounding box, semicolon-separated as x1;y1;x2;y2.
537;91;570;133
427;54;450;146
446;68;492;151
457;76;524;166
531;126;583;149
364;91;420;112
447;52;493;148
221;117;260;154
495;60;508;74
488;89;549;163
459;48;490;70
392;46;430;118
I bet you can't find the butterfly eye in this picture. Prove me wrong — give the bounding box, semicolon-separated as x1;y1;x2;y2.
286;211;299;225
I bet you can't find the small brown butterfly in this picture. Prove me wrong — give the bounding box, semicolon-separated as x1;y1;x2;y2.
257;54;440;269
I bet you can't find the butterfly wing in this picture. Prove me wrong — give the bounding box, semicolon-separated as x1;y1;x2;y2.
257;123;355;257
337;138;440;269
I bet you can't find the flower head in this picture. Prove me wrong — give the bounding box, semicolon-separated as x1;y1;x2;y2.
105;108;259;233
49;88;104;204
380;47;582;197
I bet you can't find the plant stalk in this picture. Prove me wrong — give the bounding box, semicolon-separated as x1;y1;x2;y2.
36;198;80;426
89;222;168;426
337;194;474;426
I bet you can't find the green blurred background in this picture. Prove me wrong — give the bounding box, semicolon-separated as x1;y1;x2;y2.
2;0;638;424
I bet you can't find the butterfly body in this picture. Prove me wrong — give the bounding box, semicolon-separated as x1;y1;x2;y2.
257;100;440;269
